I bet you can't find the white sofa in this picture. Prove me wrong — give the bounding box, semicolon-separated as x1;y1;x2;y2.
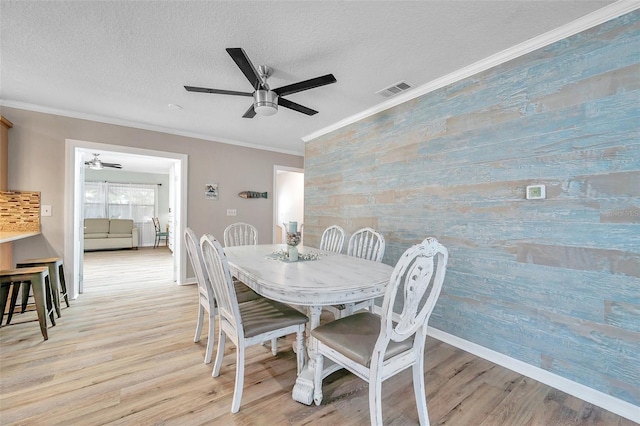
84;218;139;251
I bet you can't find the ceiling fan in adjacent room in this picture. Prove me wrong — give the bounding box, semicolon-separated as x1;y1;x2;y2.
84;153;122;170
184;47;337;118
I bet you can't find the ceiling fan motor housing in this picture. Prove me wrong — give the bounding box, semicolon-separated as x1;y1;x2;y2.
89;159;103;170
254;90;278;116
184;48;335;117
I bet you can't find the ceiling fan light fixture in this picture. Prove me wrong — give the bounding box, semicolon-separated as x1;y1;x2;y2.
253;90;278;116
89;160;103;170
185;48;336;118
85;153;122;170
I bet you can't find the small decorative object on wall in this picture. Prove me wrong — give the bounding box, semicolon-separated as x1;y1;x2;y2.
526;184;546;200
238;191;267;199
205;183;218;200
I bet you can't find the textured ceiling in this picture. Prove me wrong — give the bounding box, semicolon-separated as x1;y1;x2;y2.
0;1;618;156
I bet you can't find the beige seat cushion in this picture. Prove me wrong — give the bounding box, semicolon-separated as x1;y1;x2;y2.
234;281;261;304
239;298;308;338
311;312;413;367
85;233;109;239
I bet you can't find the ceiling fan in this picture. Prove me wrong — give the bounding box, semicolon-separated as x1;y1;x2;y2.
184;48;337;118
85;153;122;170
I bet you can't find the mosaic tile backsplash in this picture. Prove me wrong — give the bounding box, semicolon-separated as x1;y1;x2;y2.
0;190;41;231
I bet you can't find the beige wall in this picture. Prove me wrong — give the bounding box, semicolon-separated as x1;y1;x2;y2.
4;107;303;270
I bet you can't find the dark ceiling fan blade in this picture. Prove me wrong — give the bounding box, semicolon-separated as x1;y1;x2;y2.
226;48;263;90
184;86;253;97
273;74;336;97
242;104;257;119
278;98;318;116
102;163;123;169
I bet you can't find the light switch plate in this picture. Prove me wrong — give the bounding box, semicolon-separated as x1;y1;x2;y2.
526;185;546;200
42;205;52;216
227;209;237;216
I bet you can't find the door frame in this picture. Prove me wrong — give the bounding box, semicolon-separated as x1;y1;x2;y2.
272;165;304;244
64;139;189;298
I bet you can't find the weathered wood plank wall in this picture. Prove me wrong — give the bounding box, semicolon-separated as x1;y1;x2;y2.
304;11;640;406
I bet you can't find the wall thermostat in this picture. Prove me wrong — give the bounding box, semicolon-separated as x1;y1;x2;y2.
526;184;546;200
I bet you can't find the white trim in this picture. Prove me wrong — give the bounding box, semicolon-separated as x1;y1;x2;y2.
272;165;305;244
64;143;84;297
65;139;189;299
1;100;302;157
303;1;640;143
428;327;640;423
379;304;639;422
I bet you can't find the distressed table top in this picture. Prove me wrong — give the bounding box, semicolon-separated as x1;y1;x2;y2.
224;244;393;306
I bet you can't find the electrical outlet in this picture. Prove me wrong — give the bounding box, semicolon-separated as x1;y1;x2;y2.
227;209;237;216
42;205;52;216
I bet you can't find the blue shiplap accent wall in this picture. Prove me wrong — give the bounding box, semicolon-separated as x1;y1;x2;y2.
304;12;640;406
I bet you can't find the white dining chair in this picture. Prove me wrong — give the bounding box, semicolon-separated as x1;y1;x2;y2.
347;227;385;262
312;237;448;425
184;227;217;364
222;222;278;354
326;227;385;319
185;227;262;364
200;233;309;413
224;222;258;247
319;225;345;254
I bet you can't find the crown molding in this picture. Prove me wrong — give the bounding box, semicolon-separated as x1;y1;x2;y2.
0;100;303;157
303;1;640;143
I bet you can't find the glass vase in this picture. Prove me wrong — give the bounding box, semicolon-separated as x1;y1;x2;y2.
288;245;299;262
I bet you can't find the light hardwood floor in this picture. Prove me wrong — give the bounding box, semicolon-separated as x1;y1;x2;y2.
0;248;636;425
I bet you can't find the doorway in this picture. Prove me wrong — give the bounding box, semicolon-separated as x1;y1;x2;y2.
64;139;188;299
273;166;304;243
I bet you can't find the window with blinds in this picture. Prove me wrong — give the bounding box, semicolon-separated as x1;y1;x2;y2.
84;182;157;223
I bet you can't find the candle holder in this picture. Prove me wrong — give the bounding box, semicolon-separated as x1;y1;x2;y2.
286;232;301;261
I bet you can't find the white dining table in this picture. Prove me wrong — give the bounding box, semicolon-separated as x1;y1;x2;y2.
223;243;394;405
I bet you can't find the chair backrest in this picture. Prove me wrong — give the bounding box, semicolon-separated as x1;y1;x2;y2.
347;227;385;262
319;225;346;254
152;217;161;233
184;227;216;309
378;237;448;349
224;222;258;247
200;234;243;336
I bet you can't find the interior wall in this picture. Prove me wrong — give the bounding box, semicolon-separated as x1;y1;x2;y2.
5;107;303;276
277;170;304;242
304;11;639;407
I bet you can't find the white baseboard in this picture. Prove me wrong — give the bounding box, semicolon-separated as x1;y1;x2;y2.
428;327;640;423
182;277;197;286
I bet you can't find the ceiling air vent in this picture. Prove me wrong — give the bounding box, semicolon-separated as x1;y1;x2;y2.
375;81;412;98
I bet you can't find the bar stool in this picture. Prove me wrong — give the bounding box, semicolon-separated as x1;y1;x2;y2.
0;267;56;340
16;257;70;318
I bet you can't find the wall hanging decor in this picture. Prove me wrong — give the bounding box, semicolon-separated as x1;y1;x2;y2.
205;184;218;200
238;191;267;199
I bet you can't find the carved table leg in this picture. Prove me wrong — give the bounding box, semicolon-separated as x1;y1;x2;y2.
292;305;322;405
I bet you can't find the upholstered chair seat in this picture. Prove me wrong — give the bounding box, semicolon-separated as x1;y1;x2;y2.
312;312;413;367
311;237;449;425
